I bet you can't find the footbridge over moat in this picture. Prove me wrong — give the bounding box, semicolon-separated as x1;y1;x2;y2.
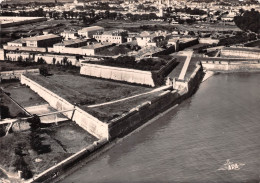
1;108;75;136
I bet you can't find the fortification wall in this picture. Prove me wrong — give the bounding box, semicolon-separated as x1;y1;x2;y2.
0;49;5;60
221;49;260;59
0;69;39;80
20;75;109;139
0;17;47;28
199;38;219;45
35;54;79;66
201;61;260;71
108;63;204;139
28;138;108;183
108;91;180;139
6;52;30;61
80;63;155;87
80;60;176;87
3;45;47;52
19;62;204;183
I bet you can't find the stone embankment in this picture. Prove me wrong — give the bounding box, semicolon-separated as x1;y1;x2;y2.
0;69;39;81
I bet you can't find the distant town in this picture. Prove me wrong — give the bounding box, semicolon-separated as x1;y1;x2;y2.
0;0;260;182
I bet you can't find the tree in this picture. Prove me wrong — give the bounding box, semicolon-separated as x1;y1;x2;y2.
63;57;68;66
12;143;33;179
239;8;244;15
234;9;260;33
52;57;56;65
17;56;23;62
0;105;11;119
27;114;41;131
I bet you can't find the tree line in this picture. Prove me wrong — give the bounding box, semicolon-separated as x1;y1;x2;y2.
234;9;260;33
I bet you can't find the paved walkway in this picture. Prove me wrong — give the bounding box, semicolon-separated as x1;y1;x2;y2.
178;51;193;80
88;85;172;108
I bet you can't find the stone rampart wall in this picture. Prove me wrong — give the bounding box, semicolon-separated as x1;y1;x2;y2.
201;61;260;71
20;75;109;139
6;52;30;61
199;38;219;45
80;63;155;87
0;17;47;28
28;138;108;183
0;49;5;60
107;64;203;139
3;45;47;52
107;90;180;139
80;60;177;87
35;54;79;66
0;69;39;80
221;49;260;59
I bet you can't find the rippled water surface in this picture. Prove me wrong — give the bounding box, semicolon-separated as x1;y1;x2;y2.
62;73;260;183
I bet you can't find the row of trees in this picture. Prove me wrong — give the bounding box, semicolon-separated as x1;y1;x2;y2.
167;7;207;15
234;9;260;33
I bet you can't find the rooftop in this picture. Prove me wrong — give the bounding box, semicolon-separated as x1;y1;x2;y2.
9;38;27;44
102;29;127;36
79;26;104;32
54;39;91;47
81;42;112;49
25;34;61;41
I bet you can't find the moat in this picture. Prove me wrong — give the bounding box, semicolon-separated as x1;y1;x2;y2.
62;72;260;183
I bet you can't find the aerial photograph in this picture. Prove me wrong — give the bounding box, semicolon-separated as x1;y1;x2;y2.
0;0;259;182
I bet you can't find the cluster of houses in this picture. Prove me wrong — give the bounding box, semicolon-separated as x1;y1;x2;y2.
1;25;203;61
1;22;259;65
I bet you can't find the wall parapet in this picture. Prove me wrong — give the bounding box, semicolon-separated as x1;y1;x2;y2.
201;60;260;71
27;138;108;183
0;69;39;81
80;63;155;87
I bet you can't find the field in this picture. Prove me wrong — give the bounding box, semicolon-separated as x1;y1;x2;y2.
0;91;26;118
1;19;83;34
176;22;240;32
0;61;81;75
25;74;153;105
93;19;175;32
0;61;43;71
2;82;47;108
0;19;84;46
0;121;97;178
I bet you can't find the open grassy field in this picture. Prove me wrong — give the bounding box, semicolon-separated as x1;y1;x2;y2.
2;82;47;108
1;19;83;45
93;19;174;32
0;91;26;117
176;22;240;32
0;61;43;71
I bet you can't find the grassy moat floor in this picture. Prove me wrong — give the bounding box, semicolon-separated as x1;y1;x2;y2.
0;121;97;179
